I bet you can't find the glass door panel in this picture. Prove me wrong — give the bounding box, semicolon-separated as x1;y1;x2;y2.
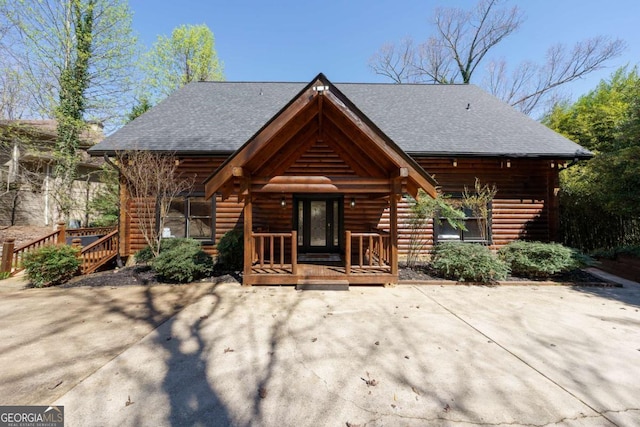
310;201;327;246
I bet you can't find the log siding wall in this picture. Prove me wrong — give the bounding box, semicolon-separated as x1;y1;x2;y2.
120;155;560;260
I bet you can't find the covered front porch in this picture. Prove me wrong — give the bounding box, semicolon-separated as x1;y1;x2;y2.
204;74;437;287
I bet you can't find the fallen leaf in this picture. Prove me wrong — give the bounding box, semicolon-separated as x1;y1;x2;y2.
391;404;396;408
374;341;380;346
125;395;134;407
404;355;410;359
361;372;378;387
346;422;362;427
224;347;234;353
166;337;172;341
311;337;318;342
199;315;209;320
258;387;267;399
411;386;420;396
443;403;450;412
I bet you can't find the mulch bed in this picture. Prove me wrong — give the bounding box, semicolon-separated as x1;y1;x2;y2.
59;263;617;288
398;264;619;287
61;265;241;288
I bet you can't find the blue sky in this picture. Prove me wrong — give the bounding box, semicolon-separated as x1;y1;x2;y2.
128;0;639;100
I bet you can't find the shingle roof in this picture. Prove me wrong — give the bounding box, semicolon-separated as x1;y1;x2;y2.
89;78;591;159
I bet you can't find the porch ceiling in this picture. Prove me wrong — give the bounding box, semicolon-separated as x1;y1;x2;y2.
204;74;437;200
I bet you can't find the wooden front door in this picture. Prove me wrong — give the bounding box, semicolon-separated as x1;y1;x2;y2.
295;196;342;253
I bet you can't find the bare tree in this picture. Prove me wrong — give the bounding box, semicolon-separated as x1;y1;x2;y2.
370;0;522;84
486;37;626;114
369;0;624;115
369;38;416;83
113;151;193;258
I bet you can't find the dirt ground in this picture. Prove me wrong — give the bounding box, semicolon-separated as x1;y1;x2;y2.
0;225;53;248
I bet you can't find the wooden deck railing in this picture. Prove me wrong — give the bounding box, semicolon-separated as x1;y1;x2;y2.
67;226;116;238
251;231;297;275
1;222;118;276
78;229;119;275
1;228;64;275
345;230;390;275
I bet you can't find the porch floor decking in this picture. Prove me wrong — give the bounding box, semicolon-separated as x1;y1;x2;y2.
247;262;395;286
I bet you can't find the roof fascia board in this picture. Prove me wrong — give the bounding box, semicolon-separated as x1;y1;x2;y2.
204;75;326;198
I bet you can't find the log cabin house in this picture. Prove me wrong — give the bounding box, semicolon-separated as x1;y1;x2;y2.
89;74;591;286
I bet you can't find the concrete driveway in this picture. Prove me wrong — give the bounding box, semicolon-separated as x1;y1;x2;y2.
43;282;639;426
0;276;215;406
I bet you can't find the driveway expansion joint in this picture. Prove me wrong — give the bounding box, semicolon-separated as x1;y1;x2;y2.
412;285;622;427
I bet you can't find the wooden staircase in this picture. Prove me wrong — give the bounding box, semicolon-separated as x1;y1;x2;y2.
1;223;119;277
77;229;119;274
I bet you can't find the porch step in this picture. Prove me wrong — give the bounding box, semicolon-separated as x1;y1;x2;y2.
296;279;349;291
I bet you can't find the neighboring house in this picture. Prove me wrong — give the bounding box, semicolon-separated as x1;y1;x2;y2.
0;120;105;227
89;74;591;286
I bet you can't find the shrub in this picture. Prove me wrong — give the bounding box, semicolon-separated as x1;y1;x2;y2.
151;238;213;283
591;245;640;260
23;244;81;287
0;271;11;280
135;238;195;263
498;241;579;278
431;242;509;282
216;229;243;271
135;245;154;263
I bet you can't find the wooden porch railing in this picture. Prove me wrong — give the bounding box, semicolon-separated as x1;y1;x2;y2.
1;222;118;276
344;230;390;275
67;226;116;238
78;229;119;275
251;231;297;275
1;228;64;275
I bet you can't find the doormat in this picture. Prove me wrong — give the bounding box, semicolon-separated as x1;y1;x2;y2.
298;253;342;263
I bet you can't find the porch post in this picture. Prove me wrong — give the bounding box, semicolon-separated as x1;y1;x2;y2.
56;221;66;244
1;238;15;274
291;230;298;275
242;192;253;286
390;181;400;277
345;230;351;275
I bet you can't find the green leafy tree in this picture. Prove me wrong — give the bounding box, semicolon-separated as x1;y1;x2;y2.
89;163;119;226
140;24;224;103
1;0;137;123
127;97;152;122
2;0;137;222
54;0;94;220
544;67;640;249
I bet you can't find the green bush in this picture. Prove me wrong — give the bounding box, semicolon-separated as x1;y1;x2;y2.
591;245;640;260
0;271;11;280
23;244;81;287
151;238;214;283
431;242;509;282
135;245;154;263
135;238;195;263
498;241;579;278
216;229;243;271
